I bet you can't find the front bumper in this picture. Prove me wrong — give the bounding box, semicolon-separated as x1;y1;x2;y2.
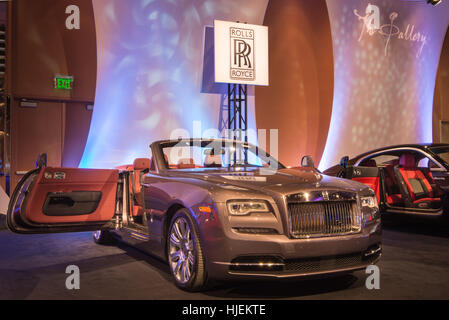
200;205;382;280
225;244;381;279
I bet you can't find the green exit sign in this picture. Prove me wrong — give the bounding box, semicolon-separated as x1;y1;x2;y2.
54;75;74;90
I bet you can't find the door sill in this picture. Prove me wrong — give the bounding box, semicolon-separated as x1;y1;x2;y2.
384;207;443;217
123;223;149;235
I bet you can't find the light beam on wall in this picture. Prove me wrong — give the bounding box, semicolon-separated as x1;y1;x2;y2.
80;0;268;169
319;0;449;170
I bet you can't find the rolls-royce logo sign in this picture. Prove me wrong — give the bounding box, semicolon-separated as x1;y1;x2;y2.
230;27;255;81
214;20;268;86
322;191;330;201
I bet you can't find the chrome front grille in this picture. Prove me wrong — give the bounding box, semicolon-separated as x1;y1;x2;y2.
288;200;361;238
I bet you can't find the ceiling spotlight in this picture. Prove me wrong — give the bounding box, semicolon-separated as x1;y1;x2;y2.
427;0;442;5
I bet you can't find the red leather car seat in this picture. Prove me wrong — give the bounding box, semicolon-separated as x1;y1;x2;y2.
351;160;380;202
397;154;440;205
419;167;444;198
352;175;380;202
384;159;402;205
130;158;150;216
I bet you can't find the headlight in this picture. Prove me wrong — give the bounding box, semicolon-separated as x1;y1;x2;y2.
361;196;378;209
227;200;270;216
361;195;380;224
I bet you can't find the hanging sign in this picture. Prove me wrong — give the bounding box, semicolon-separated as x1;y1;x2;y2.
54;75;74;90
214;20;269;86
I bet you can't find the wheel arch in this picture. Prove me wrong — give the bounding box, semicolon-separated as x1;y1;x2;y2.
162;202;194;259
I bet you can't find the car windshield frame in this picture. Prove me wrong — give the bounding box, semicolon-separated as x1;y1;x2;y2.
155;139;286;172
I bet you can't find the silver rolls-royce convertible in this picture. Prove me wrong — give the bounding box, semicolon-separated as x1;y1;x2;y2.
7;139;381;291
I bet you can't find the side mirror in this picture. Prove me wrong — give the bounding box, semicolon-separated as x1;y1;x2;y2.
340;156;349;169
36;153;47;169
301;155;315;168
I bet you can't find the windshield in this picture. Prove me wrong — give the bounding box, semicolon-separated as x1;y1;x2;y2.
428;146;449;165
159;140;284;171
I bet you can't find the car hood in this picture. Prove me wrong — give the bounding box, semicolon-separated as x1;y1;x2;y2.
166;168;367;195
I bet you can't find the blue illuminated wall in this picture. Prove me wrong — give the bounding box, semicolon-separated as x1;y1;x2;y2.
319;0;449;170
80;0;268;168
79;0;449;170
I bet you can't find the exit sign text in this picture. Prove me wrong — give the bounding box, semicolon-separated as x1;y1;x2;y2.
54;75;74;90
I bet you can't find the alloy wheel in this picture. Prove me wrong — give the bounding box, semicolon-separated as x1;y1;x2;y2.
168;217;196;284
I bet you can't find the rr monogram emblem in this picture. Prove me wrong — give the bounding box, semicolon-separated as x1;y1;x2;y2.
230;27;255;81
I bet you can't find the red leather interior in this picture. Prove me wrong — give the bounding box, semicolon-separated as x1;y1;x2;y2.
398;154;440;204
128;158;151;216
133;158;150;171
383;159;402;204
352;177;380;202
386;194;402;204
115;164;133;171
412;197;441;203
401;169;434;200
25;168;118;224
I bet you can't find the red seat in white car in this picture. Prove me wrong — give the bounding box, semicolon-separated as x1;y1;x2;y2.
395;154;440;207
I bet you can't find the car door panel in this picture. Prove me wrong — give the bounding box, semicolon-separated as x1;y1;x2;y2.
7;167;119;234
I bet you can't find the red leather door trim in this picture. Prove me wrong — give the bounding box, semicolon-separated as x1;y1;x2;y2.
24;167;118;224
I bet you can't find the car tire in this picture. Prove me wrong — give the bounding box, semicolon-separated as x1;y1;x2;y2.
167;209;208;292
93;229;116;245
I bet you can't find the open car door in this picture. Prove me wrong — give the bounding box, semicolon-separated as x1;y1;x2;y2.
7;165;120;234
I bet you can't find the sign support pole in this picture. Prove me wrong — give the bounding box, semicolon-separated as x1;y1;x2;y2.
227;83;248;163
214;19;268;164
